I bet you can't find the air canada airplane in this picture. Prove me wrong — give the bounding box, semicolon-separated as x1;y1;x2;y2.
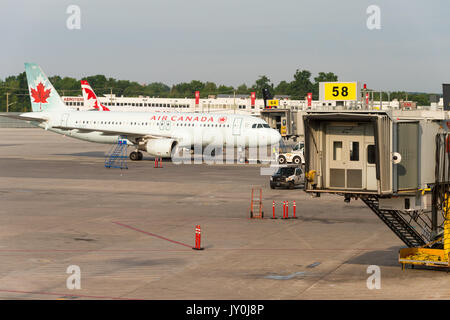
3;63;281;161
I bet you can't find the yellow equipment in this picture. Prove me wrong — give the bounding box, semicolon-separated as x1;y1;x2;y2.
305;170;316;183
444;194;450;259
399;192;450;270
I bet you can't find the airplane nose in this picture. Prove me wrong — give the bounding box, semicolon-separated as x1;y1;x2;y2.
270;129;282;144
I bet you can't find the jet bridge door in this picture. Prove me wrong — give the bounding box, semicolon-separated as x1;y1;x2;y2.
326;125;365;189
396;122;419;190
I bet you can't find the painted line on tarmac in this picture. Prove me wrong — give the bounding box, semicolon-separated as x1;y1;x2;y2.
0;289;141;300
112;221;193;249
0;248;392;253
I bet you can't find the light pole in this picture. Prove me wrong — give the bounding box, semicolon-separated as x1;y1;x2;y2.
5;92;16;112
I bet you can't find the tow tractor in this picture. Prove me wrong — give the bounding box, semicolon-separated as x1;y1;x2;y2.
277;142;305;165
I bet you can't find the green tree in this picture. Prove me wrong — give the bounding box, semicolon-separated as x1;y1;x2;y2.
274;80;290;95
204;82;218;96
289;69;313;99
313;72;338;99
236;83;248;95
217;84;234;94
144;82;170;97
252;75;273;98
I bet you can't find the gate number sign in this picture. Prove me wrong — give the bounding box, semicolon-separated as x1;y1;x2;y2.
320;82;359;101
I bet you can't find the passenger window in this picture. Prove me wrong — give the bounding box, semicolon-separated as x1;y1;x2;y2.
350;142;360;161
367;145;376;164
333;141;342;161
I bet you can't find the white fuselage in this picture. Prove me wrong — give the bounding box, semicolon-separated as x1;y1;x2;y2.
33;110;281;151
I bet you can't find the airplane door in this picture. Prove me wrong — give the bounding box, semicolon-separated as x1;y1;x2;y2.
60;113;69;127
232;117;242;136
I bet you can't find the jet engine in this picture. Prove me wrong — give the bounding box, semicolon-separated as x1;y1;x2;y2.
145;139;177;158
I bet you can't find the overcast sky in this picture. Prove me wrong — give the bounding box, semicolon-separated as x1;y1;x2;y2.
2;0;450;93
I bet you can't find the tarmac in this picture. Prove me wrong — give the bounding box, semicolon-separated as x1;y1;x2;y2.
0;128;449;300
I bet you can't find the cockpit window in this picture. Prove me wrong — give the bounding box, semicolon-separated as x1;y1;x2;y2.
252;123;270;129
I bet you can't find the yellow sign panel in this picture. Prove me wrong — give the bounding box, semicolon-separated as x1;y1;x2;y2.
267;99;279;107
280;126;287;136
324;82;358;101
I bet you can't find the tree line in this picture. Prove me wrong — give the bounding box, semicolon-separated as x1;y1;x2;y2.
0;69;435;112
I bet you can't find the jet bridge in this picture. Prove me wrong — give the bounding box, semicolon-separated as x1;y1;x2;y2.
303;110;450;260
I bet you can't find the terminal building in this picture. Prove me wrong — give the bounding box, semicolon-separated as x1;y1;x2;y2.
60;84;444;141
62;94;336;114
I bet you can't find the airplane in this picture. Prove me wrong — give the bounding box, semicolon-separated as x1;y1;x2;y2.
80;80;110;111
2;63;281;161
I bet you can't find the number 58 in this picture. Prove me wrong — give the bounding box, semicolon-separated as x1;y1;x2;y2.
332;86;349;97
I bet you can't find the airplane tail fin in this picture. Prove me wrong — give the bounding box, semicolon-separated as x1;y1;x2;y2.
24;63;68;112
80;80;110;111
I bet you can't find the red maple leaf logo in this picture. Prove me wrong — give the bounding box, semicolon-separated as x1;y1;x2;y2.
30;82;51;103
92;100;110;111
218;117;227;123
83;87;97;100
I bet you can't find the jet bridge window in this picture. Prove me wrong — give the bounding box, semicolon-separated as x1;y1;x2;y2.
333;141;342;161
350;142;360;161
367;145;376;164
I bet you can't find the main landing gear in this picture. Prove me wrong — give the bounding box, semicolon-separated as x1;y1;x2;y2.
130;151;143;161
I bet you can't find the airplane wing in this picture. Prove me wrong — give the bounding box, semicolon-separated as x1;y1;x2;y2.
52;124;174;140
1;113;176;141
0;113;47;122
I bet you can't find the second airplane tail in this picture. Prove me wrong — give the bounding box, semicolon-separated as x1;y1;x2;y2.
81;80;110;111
